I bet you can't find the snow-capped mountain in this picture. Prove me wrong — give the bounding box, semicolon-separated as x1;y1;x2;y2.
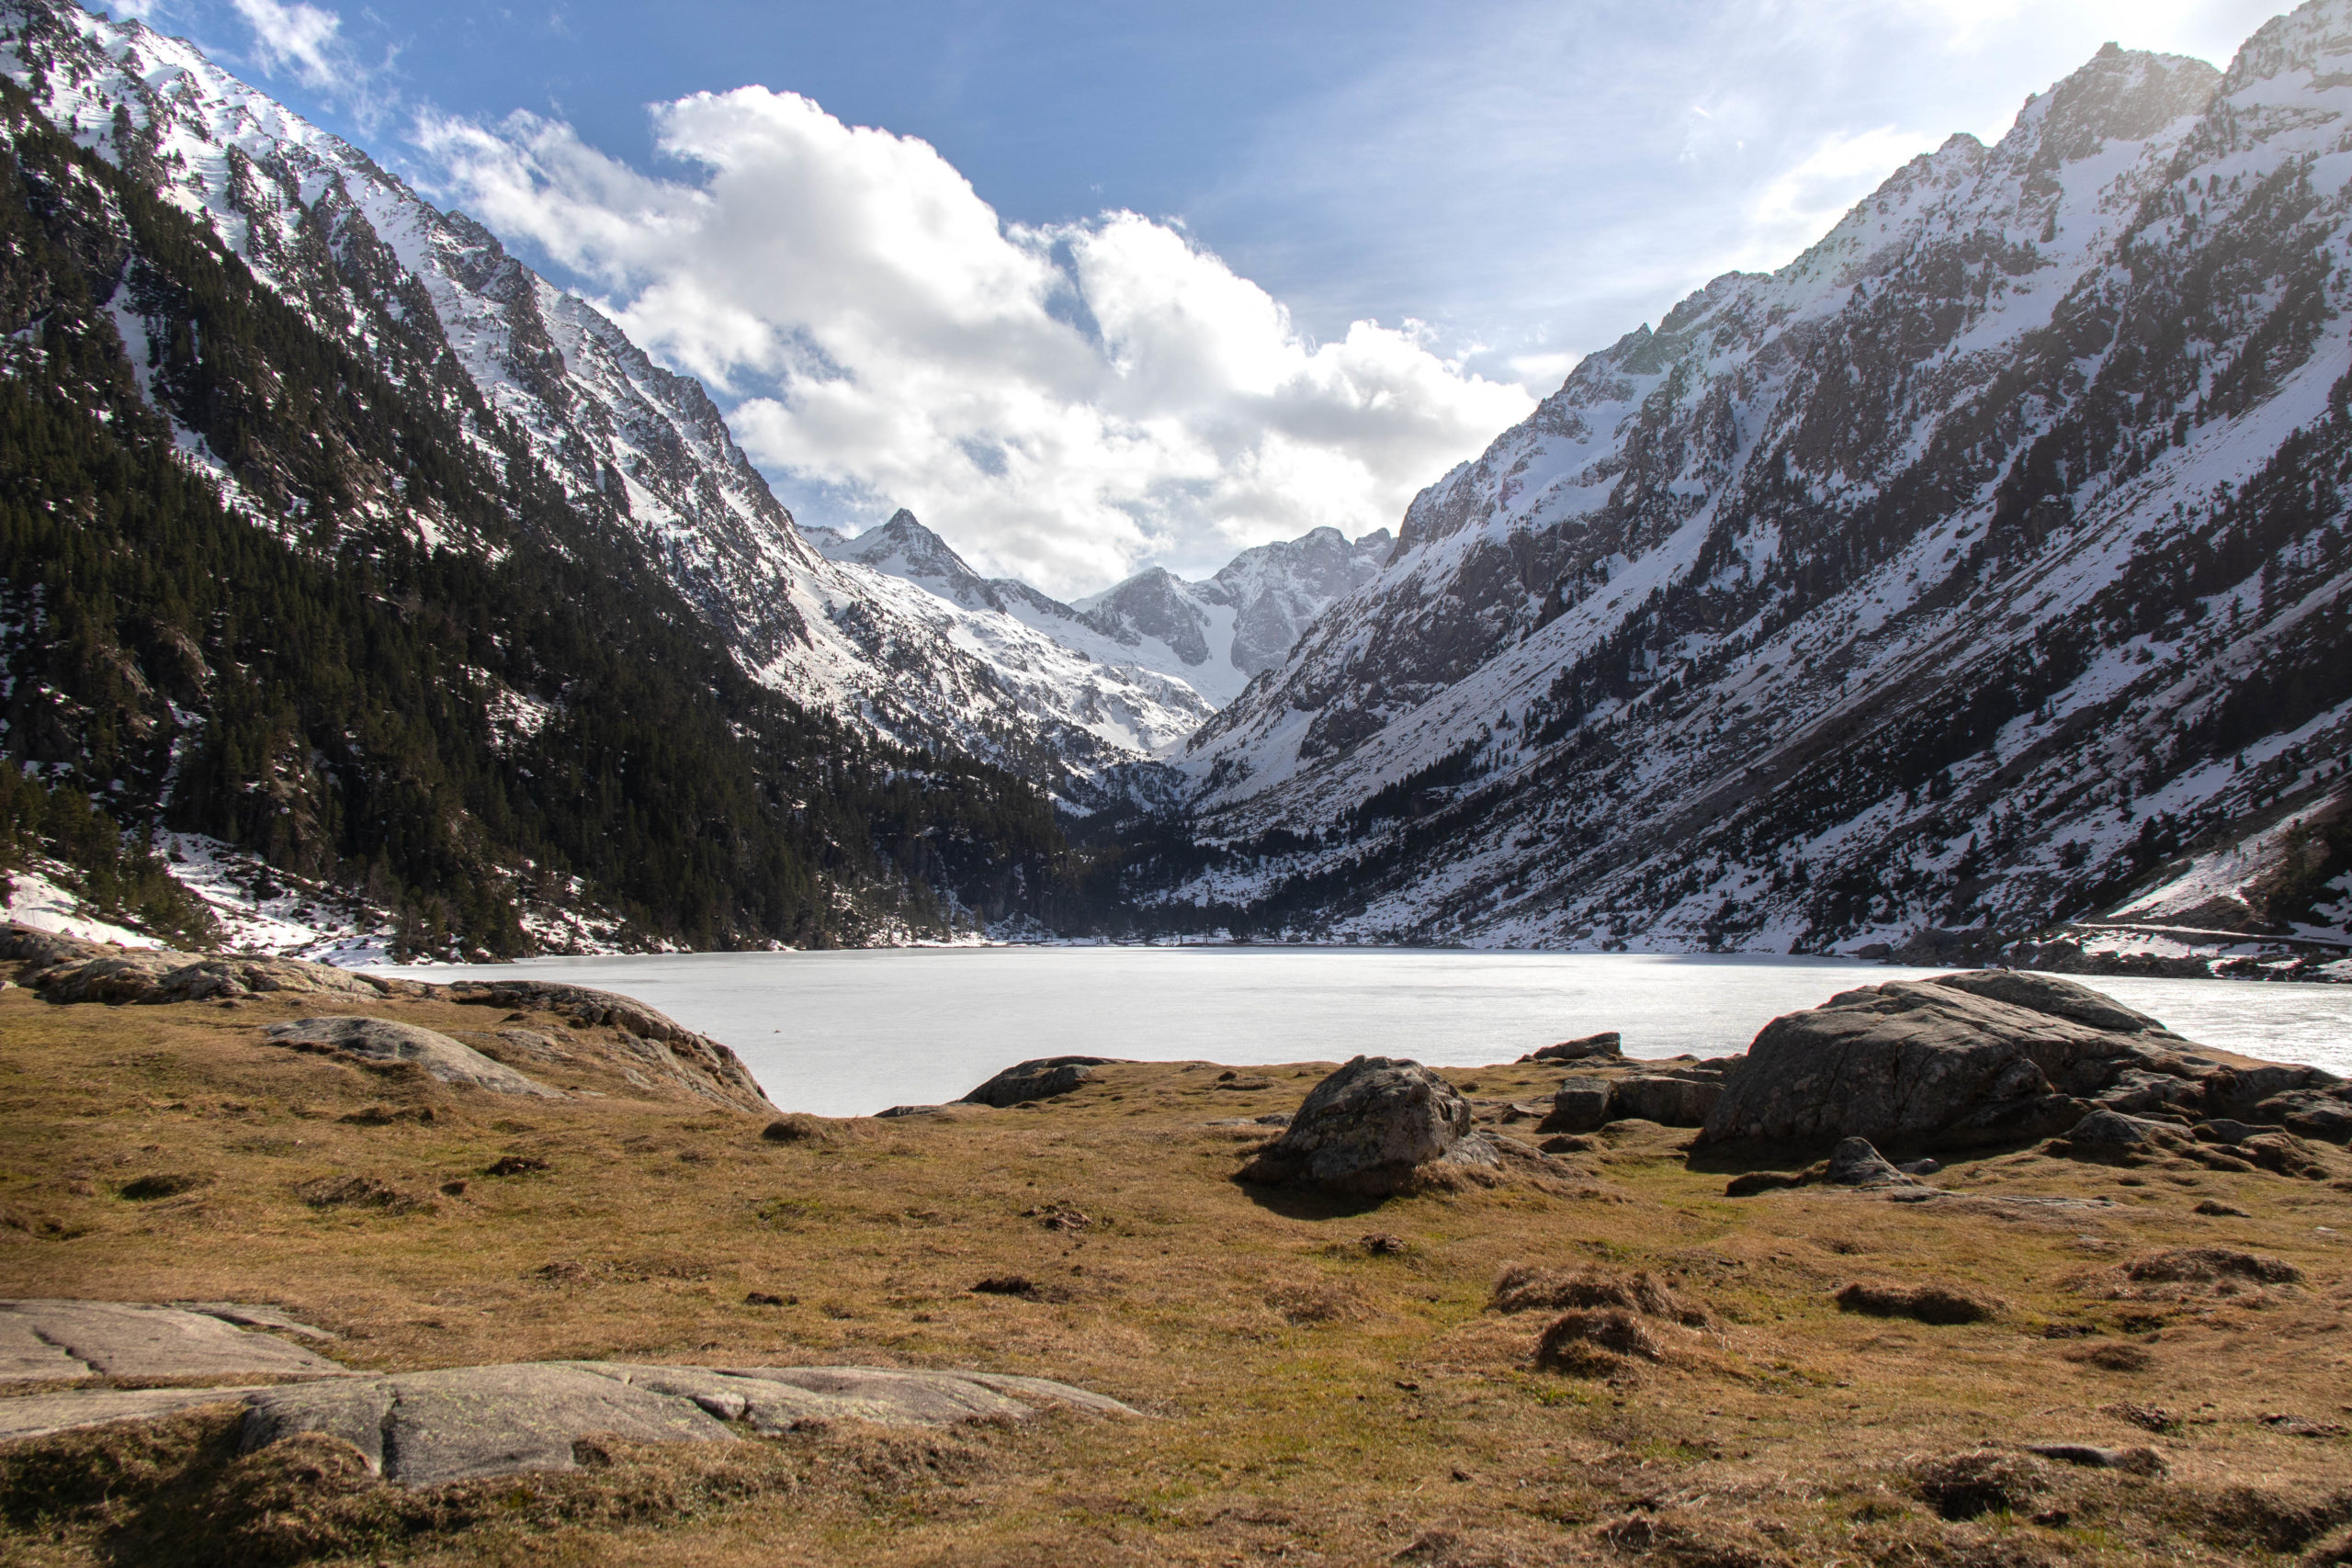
1160;17;2352;961
819;510;1393;709
0;0;1195;793
1076;527;1395;706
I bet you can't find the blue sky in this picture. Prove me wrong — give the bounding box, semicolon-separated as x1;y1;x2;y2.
105;0;2288;591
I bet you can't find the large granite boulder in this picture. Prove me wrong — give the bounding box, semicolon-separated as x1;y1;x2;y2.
1699;972;2197;1153
1238;1056;1498;1195
263;1017;564;1098
959;1056;1121;1107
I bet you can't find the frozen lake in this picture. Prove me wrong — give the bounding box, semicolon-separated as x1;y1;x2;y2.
379;948;2352;1118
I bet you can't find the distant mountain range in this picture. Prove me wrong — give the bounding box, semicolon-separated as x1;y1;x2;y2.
809;511;1391;708
0;0;2346;973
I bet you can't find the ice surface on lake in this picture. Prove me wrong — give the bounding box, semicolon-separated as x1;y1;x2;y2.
381;950;2352;1119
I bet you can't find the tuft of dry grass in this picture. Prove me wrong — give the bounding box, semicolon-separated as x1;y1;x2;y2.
1834;1280;2003;1325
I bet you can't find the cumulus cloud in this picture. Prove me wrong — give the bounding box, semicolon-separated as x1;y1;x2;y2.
417;90;1532;593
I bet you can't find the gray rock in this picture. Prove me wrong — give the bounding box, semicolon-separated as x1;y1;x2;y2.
0;1300;347;1383
1239;1056;1498;1195
1543;1077;1612;1133
236;1360;1141;1486
959;1056;1121;1108
2191;1119;2263;1146
2064;1110;2175;1150
1608;1076;1722;1128
263;1017;563;1098
1521;1032;1623;1063
1825;1138;1921;1188
1928;972;2169;1035
240;1363;729;1486
2256;1089;2352;1144
0;1385;268;1443
2089;1068;2203;1117
1700;972;2183;1153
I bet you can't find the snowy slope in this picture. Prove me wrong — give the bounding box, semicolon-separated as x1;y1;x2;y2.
1159;19;2352;957
0;0;1185;794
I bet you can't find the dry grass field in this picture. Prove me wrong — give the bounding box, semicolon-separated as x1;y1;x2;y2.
1;971;2349;1566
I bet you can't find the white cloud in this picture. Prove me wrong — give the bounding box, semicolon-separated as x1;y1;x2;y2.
221;0;390;125
229;0;342;87
417;90;1532;594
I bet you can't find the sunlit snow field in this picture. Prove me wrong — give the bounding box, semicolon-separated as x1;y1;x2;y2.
378;949;2352;1118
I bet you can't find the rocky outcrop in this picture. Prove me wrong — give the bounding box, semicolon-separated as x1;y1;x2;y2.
444;979;771;1111
0;925;402;1005
959;1057;1122;1108
1701;969;2351;1155
1238;1057;1498;1195
0;929;774;1113
262;1017;563;1098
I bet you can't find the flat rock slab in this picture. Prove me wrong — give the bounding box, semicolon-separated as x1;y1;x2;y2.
0;1300;348;1384
0;1385;266;1442
262;1017;563;1098
237;1361;1144;1487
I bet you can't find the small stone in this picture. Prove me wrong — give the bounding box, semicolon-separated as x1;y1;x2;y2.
1825;1137;1921;1188
2192;1199;2248;1217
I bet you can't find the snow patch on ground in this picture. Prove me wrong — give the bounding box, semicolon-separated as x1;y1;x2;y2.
3;862;162;946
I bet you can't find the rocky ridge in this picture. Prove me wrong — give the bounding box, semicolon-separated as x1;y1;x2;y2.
0;924;773;1111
